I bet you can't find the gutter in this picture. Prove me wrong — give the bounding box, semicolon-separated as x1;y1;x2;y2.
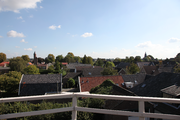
18;74;24;96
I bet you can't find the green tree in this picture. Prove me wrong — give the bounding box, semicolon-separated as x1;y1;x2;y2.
9;57;27;72
87;56;93;65
82;55;87;64
67;78;75;88
134;56;142;62
129;56;134;63
48;65;55;73
64;54;75;63
45;54;55;63
114;57;121;62
21;55;30;62
54;60;61;71
105;61;115;68
101;68;117;75
126;63;140;74
38;57;45;63
94;58;104;67
67;52;74;57
0;71;21;93
56;55;64;62
24;65;39;74
74;56;81;63
0;52;6;63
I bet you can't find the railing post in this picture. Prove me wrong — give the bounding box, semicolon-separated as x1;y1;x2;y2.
139;101;145;120
72;94;77;120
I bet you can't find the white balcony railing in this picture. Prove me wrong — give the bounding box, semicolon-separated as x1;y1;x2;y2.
0;92;180;120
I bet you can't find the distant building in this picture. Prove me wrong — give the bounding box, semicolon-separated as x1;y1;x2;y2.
34;52;38;65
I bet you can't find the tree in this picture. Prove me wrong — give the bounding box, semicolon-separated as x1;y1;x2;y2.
105;61;115;68
74;56;81;63
54;60;60;71
82;55;87;64
87;56;93;65
114;58;121;62
38;57;45;63
24;65;39;74
101;68;117;75
45;54;55;63
48;65;55;73
67;52;74;57
134;56;142;62
67;78;75;88
0;52;6;63
94;58;104;67
9;57;27;72
64;54;75;63
56;55;64;62
21;55;30;62
0;71;21;93
126;63;140;74
129;56;134;63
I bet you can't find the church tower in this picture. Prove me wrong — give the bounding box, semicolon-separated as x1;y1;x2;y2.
144;52;147;58
34;52;38;65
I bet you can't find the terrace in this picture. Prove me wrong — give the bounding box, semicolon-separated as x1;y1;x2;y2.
0;92;180;120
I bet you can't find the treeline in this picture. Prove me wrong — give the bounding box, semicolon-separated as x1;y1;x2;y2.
0;99;104;120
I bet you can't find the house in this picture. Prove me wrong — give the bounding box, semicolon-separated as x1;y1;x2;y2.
137;62;151;69
121;73;146;88
140;66;159;76
115;62;130;74
79;75;124;92
66;63;92;72
130;72;180;115
0;61;9;67
81;67;104;77
0;67;10;74
62;72;82;88
37;64;49;70
19;74;62;96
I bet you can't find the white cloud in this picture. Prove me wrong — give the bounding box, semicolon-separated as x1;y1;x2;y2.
17;16;22;19
24;48;32;51
29;15;33;18
40;6;43;8
136;41;154;48
0;0;42;13
34;46;37;48
49;25;61;30
168;37;180;43
21;39;28;43
0;35;3;38
81;32;93;38
22;20;25;22
15;46;20;48
7;30;25;37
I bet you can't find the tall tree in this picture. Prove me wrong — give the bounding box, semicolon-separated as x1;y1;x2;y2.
9;57;27;72
114;57;121;62
82;55;87;64
21;55;30;62
126;63;140;74
129;56;134;63
38;57;45;63
0;52;6;63
45;54;55;63
54;60;61;71
64;54;75;63
94;58;104;67
74;56;81;63
67;52;74;57
87;56;93;65
0;71;21;93
56;55;64;62
24;65;39;74
134;56;142;62
105;61;115;68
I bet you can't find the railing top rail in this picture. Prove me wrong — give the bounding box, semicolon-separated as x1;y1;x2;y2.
1;92;180;103
0;93;73;103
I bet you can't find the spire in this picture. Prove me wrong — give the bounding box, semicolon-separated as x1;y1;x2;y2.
144;52;147;58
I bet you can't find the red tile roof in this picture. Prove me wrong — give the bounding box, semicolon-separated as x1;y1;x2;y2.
79;75;124;92
0;62;9;66
61;62;68;65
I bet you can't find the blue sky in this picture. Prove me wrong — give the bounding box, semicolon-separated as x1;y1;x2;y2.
1;0;180;59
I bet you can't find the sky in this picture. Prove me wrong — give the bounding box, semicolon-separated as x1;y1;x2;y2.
1;0;180;59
